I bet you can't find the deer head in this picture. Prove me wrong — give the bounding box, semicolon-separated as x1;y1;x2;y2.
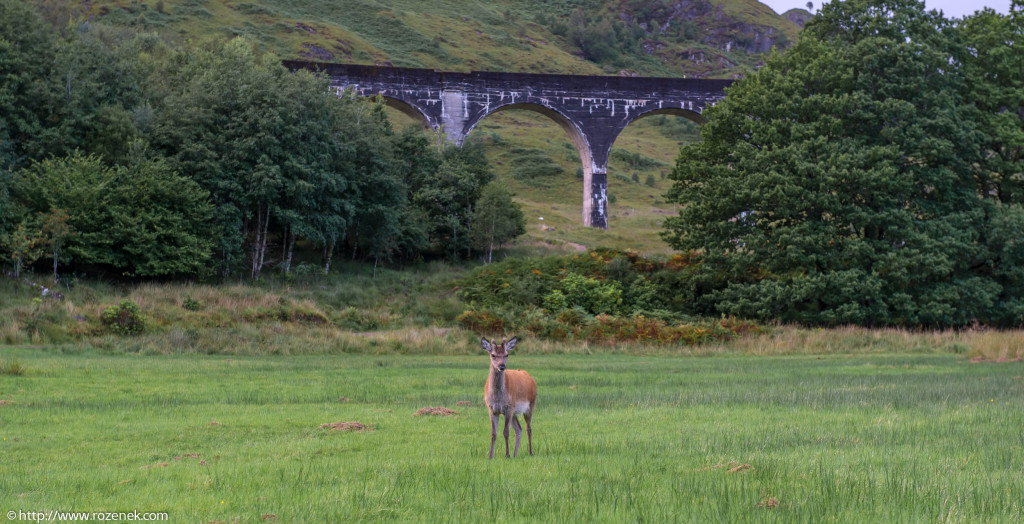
481;336;518;373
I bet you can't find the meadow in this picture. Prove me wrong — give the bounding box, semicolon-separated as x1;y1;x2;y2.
2;346;1022;522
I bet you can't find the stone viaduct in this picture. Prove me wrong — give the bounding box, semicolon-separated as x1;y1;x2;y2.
284;60;731;229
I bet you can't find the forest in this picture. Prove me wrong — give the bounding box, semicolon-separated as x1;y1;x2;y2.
0;0;526;283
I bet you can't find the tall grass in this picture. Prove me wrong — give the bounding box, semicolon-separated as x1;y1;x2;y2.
1;349;1022;522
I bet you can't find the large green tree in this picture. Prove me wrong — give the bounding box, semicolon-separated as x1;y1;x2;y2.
11;153;215;277
151;39;363;279
959;1;1024;323
663;0;1014;327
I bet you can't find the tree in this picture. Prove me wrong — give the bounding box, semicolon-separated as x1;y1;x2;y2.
11;153;215;277
662;0;997;327
151;39;401;279
471;182;526;263
0;218;44;283
409;142;493;260
960;3;1024;205
40;207;72;283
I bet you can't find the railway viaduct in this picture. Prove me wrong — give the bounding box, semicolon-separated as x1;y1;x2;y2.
284;60;731;229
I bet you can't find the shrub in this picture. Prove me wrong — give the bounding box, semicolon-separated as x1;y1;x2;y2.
457;310;505;334
182;296;202;311
509;150;563;180
101;300;146;336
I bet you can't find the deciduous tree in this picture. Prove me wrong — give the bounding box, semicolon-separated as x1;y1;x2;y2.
471;182;526;263
663;0;1004;327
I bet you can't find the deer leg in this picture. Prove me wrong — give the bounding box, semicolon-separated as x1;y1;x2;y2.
511;416;523;457
524;411;533;456
489;413;500;460
502;413;512;458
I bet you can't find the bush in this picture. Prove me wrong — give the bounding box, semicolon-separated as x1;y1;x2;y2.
182;296;202;311
101;300;146;336
509;150;563;181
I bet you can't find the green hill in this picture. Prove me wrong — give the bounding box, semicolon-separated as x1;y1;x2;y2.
82;0;800;78
65;0;803;255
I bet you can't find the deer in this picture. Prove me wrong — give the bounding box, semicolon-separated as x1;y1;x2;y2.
481;336;537;459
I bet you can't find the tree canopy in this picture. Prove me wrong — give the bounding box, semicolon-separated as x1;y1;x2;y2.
663;0;1024;327
0;2;526;282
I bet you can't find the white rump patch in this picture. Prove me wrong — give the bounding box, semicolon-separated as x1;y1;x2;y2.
513;401;531;415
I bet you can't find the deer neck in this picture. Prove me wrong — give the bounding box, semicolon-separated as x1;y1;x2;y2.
487;366;507;404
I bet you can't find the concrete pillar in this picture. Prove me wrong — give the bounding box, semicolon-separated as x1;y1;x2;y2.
440;89;469;144
582;165;608;229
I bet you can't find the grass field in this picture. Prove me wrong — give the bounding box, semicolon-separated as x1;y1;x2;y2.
2;347;1022;522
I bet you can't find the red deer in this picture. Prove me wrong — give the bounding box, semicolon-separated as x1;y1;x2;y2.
482;336;537;459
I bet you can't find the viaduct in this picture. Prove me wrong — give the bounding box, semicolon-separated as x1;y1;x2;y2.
284;60;731;229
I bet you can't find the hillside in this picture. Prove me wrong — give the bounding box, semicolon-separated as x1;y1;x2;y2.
77;0;801;79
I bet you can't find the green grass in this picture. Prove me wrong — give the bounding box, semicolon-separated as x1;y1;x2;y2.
78;0;799;78
1;348;1022;522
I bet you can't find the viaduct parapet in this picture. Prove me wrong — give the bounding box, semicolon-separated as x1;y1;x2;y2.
284;60;731;229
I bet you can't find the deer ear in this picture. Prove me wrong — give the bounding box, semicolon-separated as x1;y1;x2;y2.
506;336;518;352
481;337;493;353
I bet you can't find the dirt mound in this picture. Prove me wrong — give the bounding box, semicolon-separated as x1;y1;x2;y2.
727;463;752;473
756;497;779;509
414;407;458;417
321;421;371;432
456;401;472;406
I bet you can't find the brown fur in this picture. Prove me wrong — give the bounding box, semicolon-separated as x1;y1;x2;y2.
482;336;537;459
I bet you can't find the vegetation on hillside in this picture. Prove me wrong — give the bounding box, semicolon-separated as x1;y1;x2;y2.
58;0;801;78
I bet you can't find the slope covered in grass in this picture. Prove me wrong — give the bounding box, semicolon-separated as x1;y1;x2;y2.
75;0;801;78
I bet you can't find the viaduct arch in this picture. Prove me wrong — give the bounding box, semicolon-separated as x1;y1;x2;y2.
284;60;731;229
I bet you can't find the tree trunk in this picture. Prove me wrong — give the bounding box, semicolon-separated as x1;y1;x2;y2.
323;240;335;275
259;208;270;277
13;257;21;295
249;211;261;280
52;247;58;284
250;205;271;281
284;233;295;275
281;227;290;274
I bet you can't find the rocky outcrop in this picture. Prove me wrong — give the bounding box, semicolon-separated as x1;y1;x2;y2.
615;0;797;76
784;8;813;29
